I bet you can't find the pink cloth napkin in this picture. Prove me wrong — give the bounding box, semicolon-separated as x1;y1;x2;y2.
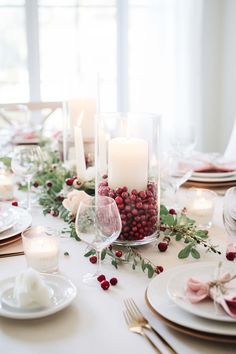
183;160;236;173
186;273;236;317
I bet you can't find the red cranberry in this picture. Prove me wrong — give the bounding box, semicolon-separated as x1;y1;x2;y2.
46;181;53;188
139;191;146;199
110;277;118;286
156;265;164;274
102;174;108;179
89;256;97;264
136;202;143;209
97;274;106;282
130;194;137;201
115;188;123;195
115;250;122;258
65;178;74;186
169;208;177;215
131;189;138;195
158;242;168;252
122;186;128;192
50;210;59;217
101;280;110;290
121;192;128;198
76;180;82;186
33;181;39;188
226;252;236;261
115;196;123;204
11;201;18;206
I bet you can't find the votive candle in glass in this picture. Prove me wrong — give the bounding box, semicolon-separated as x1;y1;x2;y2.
186;188;217;228
22;226;59;273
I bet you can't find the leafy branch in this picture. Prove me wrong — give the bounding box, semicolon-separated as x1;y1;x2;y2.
160;205;221;259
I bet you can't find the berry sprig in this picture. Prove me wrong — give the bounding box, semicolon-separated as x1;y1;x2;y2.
84;247;164;278
160;205;221;259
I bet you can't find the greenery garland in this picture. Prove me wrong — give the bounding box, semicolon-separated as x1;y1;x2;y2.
17;149;220;278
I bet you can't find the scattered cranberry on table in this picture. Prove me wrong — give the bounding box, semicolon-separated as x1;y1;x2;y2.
109;277;118;286
169;208;177;215
226;252;236;261
33;181;39;188
158;241;168;252
11;201;18;207
155;265;164;274
89;256;97;264
97;274;106;282
101;280;110;290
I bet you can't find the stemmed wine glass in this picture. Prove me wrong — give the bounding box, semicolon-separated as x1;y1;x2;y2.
223;187;236;246
162;153;193;208
75;196;122;284
11;145;43;211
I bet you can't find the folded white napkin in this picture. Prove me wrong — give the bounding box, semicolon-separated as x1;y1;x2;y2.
13;268;52;308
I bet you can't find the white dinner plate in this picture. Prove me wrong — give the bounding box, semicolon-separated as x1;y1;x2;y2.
0;207;32;240
167;262;236;322
0;273;77;319
190;173;236;183
0;206;18;233
192;171;236;179
146;261;236;336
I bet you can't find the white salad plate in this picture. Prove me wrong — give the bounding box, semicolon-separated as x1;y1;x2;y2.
0;206;18;233
146;262;236;336
0;207;32;240
0;274;77;319
167;262;236;323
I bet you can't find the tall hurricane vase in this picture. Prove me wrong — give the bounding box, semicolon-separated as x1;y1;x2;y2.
95;113;161;245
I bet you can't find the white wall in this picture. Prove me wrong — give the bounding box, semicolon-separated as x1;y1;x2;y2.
222;0;236;152
201;0;223;152
201;0;236;153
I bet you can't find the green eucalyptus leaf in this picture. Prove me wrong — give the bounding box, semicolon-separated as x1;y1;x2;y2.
84;249;96;257
178;243;193;259
191;248;200;259
101;248;107;260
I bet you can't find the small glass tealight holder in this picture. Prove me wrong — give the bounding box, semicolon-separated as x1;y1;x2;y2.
22;226;59;273
186;188;217;228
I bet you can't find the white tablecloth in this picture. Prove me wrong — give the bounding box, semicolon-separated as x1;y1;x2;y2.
0;197;235;354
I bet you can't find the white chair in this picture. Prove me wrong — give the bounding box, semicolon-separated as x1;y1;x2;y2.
224;118;236;161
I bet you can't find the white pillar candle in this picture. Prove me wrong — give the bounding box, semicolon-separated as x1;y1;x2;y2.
24;236;59;273
0;174;14;201
108;137;148;191
74;125;86;180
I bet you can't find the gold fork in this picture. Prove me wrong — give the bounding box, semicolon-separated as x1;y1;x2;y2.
124;298;177;354
123;309;162;353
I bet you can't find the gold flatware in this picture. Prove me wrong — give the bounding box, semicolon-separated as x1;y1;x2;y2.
123;308;162;353
124;298;177;354
0;251;24;258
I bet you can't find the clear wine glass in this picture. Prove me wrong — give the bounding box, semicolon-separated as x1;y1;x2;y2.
75;196;122;285
11;145;43;211
162;154;193;208
223;187;236;246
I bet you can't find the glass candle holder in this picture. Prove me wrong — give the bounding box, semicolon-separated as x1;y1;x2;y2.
22;226;59;273
186;188;217;228
95;113;161;244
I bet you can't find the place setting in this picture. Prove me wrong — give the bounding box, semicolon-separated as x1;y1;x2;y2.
0;226;77;320
145;261;236;344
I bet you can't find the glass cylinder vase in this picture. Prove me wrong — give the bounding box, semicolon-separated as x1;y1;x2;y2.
95;113;161;245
